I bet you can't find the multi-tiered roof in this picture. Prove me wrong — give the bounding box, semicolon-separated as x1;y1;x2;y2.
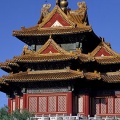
0;1;120;94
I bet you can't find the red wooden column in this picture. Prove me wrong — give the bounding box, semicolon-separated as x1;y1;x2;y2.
8;98;11;113
17;96;20;109
85;94;90;116
113;97;115;114
67;92;72;115
23;93;27;109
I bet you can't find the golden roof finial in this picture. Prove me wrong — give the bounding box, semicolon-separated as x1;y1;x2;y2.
60;0;68;11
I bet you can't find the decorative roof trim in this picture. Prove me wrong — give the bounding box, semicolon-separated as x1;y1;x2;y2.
13;26;92;37
2;69;84;82
36;37;70;55
95;56;120;64
38;5;76;29
84;72;101;80
91;41;120;57
1;69;104;83
0;63;12;70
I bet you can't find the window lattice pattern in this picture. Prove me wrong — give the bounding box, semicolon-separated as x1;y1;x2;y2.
101;98;106;114
108;98;113;113
58;96;66;112
48;96;56;112
95;99;99;114
115;98;120;113
39;97;47;112
78;96;83;113
29;97;37;113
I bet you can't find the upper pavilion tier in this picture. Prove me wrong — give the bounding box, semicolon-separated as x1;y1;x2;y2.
0;37;120;73
12;1;100;45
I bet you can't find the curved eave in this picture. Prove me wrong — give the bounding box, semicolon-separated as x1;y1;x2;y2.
78;54;120;64
0;78;8;92
14;55;75;63
5;59;19;67
0;66;12;73
3;70;84;82
26;53;120;65
7;62;19;67
101;72;120;83
2;70;102;83
0;62;19;73
13;27;92;37
0;83;11;93
95;56;120;65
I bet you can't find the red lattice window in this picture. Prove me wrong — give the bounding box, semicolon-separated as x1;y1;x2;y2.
115;98;120;113
78;96;83;113
27;93;68;114
96;99;100;114
48;96;56;112
39;97;47;112
92;98;106;115
108;98;113;114
29;97;37;113
101;98;106;114
58;96;66;112
92;97;120;115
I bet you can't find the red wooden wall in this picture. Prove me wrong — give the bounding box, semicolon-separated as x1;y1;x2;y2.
8;92;72;115
91;95;120;116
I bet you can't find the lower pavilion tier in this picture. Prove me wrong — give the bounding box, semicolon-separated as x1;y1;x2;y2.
7;80;120;117
1;69;119;116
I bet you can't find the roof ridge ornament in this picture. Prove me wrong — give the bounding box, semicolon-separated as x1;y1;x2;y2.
77;1;87;10
22;45;33;55
60;0;68;11
41;3;51;17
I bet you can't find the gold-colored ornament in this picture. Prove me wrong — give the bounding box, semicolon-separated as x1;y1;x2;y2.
60;0;68;11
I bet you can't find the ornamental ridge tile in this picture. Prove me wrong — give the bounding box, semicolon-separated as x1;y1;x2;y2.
84;72;101;80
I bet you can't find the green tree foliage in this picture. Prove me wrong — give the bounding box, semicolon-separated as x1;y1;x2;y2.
0;105;33;120
0;106;12;120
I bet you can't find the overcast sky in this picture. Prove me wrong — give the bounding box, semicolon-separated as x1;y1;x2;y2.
0;0;120;108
